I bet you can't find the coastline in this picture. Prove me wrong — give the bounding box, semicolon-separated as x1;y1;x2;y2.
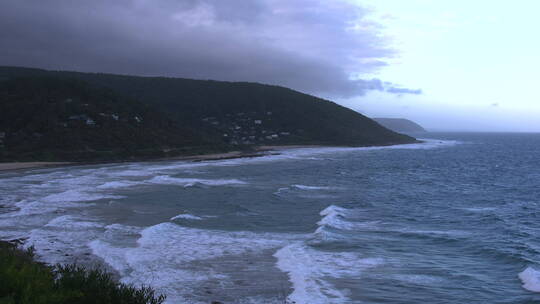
0;162;74;172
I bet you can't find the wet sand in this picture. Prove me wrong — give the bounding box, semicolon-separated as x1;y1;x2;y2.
0;143;412;173
0;162;74;172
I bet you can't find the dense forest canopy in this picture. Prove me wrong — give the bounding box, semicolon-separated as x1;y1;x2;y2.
0;66;416;161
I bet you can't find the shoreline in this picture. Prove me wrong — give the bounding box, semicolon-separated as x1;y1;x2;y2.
0;142;419;173
0;162;74;172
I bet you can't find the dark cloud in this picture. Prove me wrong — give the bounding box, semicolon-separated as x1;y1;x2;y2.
0;0;420;97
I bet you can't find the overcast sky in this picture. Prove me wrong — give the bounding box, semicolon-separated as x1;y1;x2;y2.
0;0;538;132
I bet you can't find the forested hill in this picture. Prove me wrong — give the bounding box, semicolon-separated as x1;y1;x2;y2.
0;66;417;161
0;77;223;161
373;118;427;133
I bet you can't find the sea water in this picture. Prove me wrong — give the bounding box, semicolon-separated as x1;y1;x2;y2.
1;133;540;303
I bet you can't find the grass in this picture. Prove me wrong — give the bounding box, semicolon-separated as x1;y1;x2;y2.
0;241;165;304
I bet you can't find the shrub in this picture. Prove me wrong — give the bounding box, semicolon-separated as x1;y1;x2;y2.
0;242;165;304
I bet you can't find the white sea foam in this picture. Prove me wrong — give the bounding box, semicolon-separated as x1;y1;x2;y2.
292;184;335;190
90;222;298;303
42;190;124;203
320;205;348;216
45;215;104;229
317;205;355;230
273;187;289;195
460;207;497;212
104;223;142;235
519;267;540;292
24;215;105;265
313;205;378;240
170;213;204;221
275;205;383;304
97;181;142;190
147;175;247;187
108;169;156;177
394;274;444;285
274;243;383;304
309;226;348;245
89;239;133;274
2;199;93;220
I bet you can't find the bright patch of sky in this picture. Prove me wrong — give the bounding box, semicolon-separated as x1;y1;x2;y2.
341;0;540;132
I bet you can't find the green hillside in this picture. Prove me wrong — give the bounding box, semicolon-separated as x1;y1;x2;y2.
0;66;417;161
0;77;224;161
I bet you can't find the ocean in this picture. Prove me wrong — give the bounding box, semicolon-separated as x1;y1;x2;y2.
1;132;540;303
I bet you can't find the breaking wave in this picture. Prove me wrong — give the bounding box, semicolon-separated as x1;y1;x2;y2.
274;205;382;304
519;267;540;292
147;176;247;187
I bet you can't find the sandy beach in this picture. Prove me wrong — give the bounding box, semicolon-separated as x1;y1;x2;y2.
0;145;321;172
0;162;74;172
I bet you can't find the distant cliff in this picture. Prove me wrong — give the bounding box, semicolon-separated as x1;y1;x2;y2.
373;118;426;133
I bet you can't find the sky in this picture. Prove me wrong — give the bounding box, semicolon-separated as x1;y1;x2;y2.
346;0;540;132
0;0;538;132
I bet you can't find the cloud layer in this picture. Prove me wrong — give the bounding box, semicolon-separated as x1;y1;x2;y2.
0;0;420;97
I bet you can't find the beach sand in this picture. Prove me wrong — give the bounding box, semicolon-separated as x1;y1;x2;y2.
0;145;328;173
0;162;74;172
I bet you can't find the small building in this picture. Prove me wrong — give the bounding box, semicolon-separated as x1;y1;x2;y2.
112;114;119;121
86;118;96;125
0;132;5;139
254;120;262;125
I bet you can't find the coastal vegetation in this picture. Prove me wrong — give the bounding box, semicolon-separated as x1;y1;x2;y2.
0;76;226;161
0;66;416;162
0;241;165;304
